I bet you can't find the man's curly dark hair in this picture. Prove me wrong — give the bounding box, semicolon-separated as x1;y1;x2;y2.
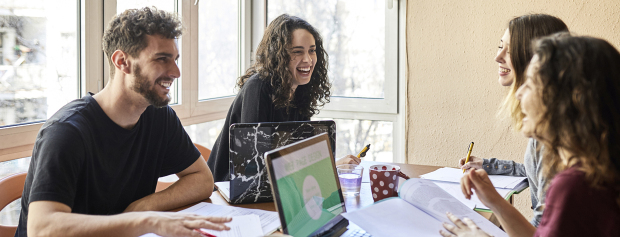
237;14;331;118
102;7;182;77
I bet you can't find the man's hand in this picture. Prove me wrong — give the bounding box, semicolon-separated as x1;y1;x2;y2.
336;155;361;165
458;155;483;170
440;212;492;237
460;169;504;209
146;212;232;237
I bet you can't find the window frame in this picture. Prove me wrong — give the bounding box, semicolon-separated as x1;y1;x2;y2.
0;0;407;164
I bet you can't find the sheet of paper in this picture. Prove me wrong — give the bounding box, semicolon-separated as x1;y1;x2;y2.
432;181;513;210
200;215;263;237
140;214;264;237
420;167;527;189
399;179;508;237
342;198;444;237
139;202;280;237
181;202;280;234
431;181;477;209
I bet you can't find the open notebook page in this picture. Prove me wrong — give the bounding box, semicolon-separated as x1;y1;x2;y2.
433;181;514;210
398;179;507;237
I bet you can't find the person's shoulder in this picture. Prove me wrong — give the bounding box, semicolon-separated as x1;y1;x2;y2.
548;167;587;196
242;74;271;90
238;74;273;99
553;166;585;184
42;96;94;131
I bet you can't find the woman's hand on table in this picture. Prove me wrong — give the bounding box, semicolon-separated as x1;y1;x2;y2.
459;155;483;170
440;212;492;237
460;169;504;209
336;155;361;165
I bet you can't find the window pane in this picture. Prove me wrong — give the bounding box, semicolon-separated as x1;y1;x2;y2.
268;0;385;99
198;1;238;100
184;119;226;150
117;1;179;105
315;118;393;162
0;0;79;127
0;157;30;226
117;0;175;13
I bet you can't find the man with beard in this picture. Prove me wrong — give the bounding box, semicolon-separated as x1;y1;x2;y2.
14;7;231;237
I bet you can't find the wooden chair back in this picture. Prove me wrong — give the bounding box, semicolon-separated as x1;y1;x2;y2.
0;172;27;236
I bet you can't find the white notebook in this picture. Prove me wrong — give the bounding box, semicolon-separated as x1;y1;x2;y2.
342;178;508;237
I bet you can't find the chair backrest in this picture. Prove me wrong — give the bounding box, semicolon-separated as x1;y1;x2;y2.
194;143;211;162
0;172;27;236
155;143;211;192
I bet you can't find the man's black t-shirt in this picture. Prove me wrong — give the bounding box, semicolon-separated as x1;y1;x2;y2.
15;94;200;237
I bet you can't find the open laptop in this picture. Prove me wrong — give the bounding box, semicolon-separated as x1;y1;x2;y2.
264;133;370;237
215;120;336;204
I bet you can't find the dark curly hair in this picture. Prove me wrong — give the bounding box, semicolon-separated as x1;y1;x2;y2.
102;7;182;78
237;14;330;118
531;33;620;206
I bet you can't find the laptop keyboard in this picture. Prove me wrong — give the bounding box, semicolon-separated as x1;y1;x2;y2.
342;228;372;237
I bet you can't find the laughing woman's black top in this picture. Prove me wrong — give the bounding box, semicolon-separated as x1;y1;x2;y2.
207;74;309;182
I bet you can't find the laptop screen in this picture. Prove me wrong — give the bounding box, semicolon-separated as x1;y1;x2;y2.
268;134;345;237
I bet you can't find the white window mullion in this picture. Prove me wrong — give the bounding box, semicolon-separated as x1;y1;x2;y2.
395;0;407;164
84;0;105;95
171;0;194;119
250;0;266;66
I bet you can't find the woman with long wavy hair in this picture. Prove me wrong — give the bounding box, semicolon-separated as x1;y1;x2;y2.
208;14;359;182
443;34;620;237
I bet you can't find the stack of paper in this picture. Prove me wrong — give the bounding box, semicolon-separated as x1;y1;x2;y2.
420;167;528;210
140;202;280;237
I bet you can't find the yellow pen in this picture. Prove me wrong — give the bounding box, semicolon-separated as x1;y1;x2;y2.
357;144;371;158
463;142;474;173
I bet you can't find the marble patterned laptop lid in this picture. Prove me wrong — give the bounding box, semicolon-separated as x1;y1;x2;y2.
228;120;336;204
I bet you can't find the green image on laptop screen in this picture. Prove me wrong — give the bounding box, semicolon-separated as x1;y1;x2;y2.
271;140;344;237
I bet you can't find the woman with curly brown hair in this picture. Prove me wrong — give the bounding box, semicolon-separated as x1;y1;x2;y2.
442;34;620;237
208;14;359;182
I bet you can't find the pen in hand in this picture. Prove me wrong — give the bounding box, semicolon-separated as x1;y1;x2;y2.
463;142;474;173
357;144;371;158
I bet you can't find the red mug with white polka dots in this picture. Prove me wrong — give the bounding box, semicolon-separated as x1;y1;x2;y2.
369;164;401;202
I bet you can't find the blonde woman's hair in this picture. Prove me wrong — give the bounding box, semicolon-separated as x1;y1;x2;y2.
497;14;568;130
